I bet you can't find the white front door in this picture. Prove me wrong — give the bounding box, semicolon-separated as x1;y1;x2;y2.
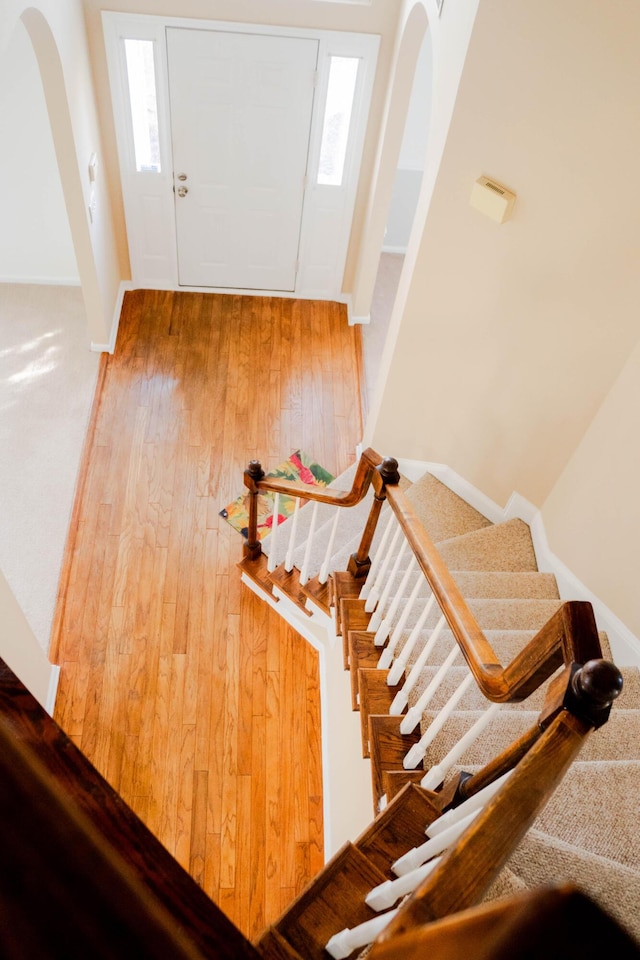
166;28;318;291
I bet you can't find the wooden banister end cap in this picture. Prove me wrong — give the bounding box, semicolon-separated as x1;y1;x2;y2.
573;659;623;707
245;460;265;482
378;457;400;486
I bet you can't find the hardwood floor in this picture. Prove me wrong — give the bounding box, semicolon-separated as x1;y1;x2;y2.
52;290;363;941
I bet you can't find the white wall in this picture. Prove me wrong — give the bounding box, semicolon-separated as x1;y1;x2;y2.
369;0;640;640
0;568;59;712
542;340;640;641
1;0;124;346
383;31;432;252
0;20;77;283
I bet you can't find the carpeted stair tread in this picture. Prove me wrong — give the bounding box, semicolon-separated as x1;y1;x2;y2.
480;866;529;904
450;570;560;600
403;472;492;544
400;626;613;672
417;709;640;768
506;830;640;941
406;664;640;714
437;518;539;572
530;760;640;868
380;596;562;636
401;628;540;670
406;665;552;714
365;569;560;610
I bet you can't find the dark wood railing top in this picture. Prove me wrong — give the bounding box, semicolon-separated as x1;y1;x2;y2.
0;659;260;960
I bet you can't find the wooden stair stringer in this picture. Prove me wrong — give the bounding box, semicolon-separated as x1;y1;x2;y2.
359;668;403;758
369;714;422;812
270;842;389;960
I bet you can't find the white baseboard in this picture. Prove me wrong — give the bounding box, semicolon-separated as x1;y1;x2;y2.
396;458;640;666
45;664;61;717
91;280;131;354
381;245;408;255
0;275;81;286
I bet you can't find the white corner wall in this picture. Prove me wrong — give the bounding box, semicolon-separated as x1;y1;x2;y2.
542;340;640;641
0;21;77;283
0;569;59;713
371;0;640;511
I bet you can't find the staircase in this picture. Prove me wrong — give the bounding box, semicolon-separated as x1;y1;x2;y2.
240;456;640;956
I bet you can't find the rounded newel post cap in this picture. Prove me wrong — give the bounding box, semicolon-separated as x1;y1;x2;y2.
246;460;265;481
573;659;624;707
378;457;400;485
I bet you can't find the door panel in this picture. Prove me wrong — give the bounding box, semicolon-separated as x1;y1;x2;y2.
167;28;318;290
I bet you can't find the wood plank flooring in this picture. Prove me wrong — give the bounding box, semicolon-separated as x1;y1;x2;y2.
52;290;363;941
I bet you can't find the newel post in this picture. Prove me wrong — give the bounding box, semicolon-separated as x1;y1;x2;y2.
347;456;400;579
243;460;265;561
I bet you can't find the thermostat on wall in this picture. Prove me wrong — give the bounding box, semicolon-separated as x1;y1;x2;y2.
470;176;516;223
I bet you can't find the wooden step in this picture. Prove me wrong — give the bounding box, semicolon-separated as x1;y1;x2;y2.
355;783;441;879
299;574;332;616
333;571;363;638
238;553;277;600
268;566;312;616
358;668;403;757
349;631;381;711
273;843;389;960
369;714;421;812
382;770;429;805
255;926;304;960
340;599;371;669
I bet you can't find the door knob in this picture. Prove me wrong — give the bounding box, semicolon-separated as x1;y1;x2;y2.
177;186;189;198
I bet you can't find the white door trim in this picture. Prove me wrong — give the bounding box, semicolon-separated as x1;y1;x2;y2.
102;12;379;300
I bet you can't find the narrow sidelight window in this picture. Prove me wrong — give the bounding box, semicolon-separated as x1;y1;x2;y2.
317;56;359;187
124;39;161;173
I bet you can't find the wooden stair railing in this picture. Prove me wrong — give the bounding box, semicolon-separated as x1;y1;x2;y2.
254;658;624;959
368;884;640;960
241;449;605;706
0;658;260;960
374;658;623;941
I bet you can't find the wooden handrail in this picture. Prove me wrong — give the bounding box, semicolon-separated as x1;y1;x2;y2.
244;448;607;705
243;447;383;514
373;658;623;944
369;884;640;960
384;482;604;701
0;659;260;960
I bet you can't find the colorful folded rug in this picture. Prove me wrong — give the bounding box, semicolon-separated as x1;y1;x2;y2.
220;450;334;541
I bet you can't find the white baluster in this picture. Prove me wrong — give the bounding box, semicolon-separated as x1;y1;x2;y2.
298;502;319;586
364;524;402;613
266;492;281;574
283;497;301;573
421;702;502;792
318;507;341;584
368;539;409;632
359;511;395;601
403;672;475;768
365;857;442;911
373;556;418;647
400;645;462;736
426;770;513;838
386;595;437;685
389;615;447;715
325;909;398;959
377;569;427;669
392;809;481;877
